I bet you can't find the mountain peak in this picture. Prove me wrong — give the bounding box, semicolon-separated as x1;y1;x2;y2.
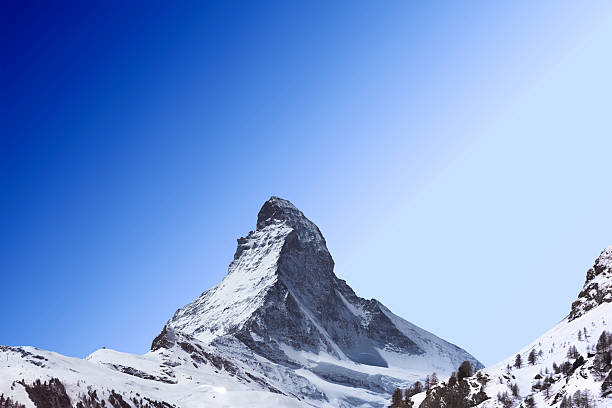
593;245;612;273
256;196;326;247
256;196;300;229
568;245;612;321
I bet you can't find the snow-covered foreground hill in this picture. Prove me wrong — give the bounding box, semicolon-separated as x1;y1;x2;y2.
0;197;481;408
411;246;612;408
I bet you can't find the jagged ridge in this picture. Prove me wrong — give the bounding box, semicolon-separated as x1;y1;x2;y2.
569;246;612;321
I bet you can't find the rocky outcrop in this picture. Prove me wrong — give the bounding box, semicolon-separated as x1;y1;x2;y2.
569;246;612;321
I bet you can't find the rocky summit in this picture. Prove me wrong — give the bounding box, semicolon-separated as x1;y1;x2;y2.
569;245;612;321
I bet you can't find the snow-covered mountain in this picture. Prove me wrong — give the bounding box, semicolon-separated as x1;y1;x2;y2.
411;246;612;408
0;197;481;408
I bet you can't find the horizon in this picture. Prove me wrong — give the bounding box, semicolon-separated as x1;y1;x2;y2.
2;1;612;369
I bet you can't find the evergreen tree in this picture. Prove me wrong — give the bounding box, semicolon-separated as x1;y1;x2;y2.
596;331;610;353
560;361;572;375
567;345;579;359
412;381;423;394
430;372;438;386
389;388;404;408
514;354;522;369
560;395;572;408
457;361;473;381
510;382;519;398
574;390;583;406
496;392;513;408
528;349;537;366
524;395;536;408
424;375;431;392
404;391;414;408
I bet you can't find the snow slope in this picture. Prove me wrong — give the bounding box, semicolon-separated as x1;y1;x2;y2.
0;342;310;408
415;246;612;408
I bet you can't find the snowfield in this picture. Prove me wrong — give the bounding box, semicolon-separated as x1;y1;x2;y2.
472;302;612;408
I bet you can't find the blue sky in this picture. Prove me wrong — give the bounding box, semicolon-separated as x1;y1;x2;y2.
1;1;611;367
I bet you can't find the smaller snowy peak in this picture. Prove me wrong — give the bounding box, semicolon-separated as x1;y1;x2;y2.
569;246;612;321
256;196;327;248
591;245;612;276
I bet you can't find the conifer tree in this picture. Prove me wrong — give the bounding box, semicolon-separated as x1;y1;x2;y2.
524;395;536;408
457;361;473;381
560;395;572;408
528;349;537;365
596;331;610;353
510;382;519;398
412;381;423;394
514;354;522;368
430;372;438;386
389;388;404;408
404;391;414;408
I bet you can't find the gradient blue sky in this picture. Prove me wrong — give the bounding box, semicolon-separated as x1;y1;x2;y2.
1;1;611;367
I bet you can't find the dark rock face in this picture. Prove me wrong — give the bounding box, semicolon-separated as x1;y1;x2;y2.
151;325;177;352
569;246;612;321
273;228;421;365
107;364;177;384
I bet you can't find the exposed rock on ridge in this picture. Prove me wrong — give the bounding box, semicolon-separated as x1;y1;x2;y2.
569;245;612;321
